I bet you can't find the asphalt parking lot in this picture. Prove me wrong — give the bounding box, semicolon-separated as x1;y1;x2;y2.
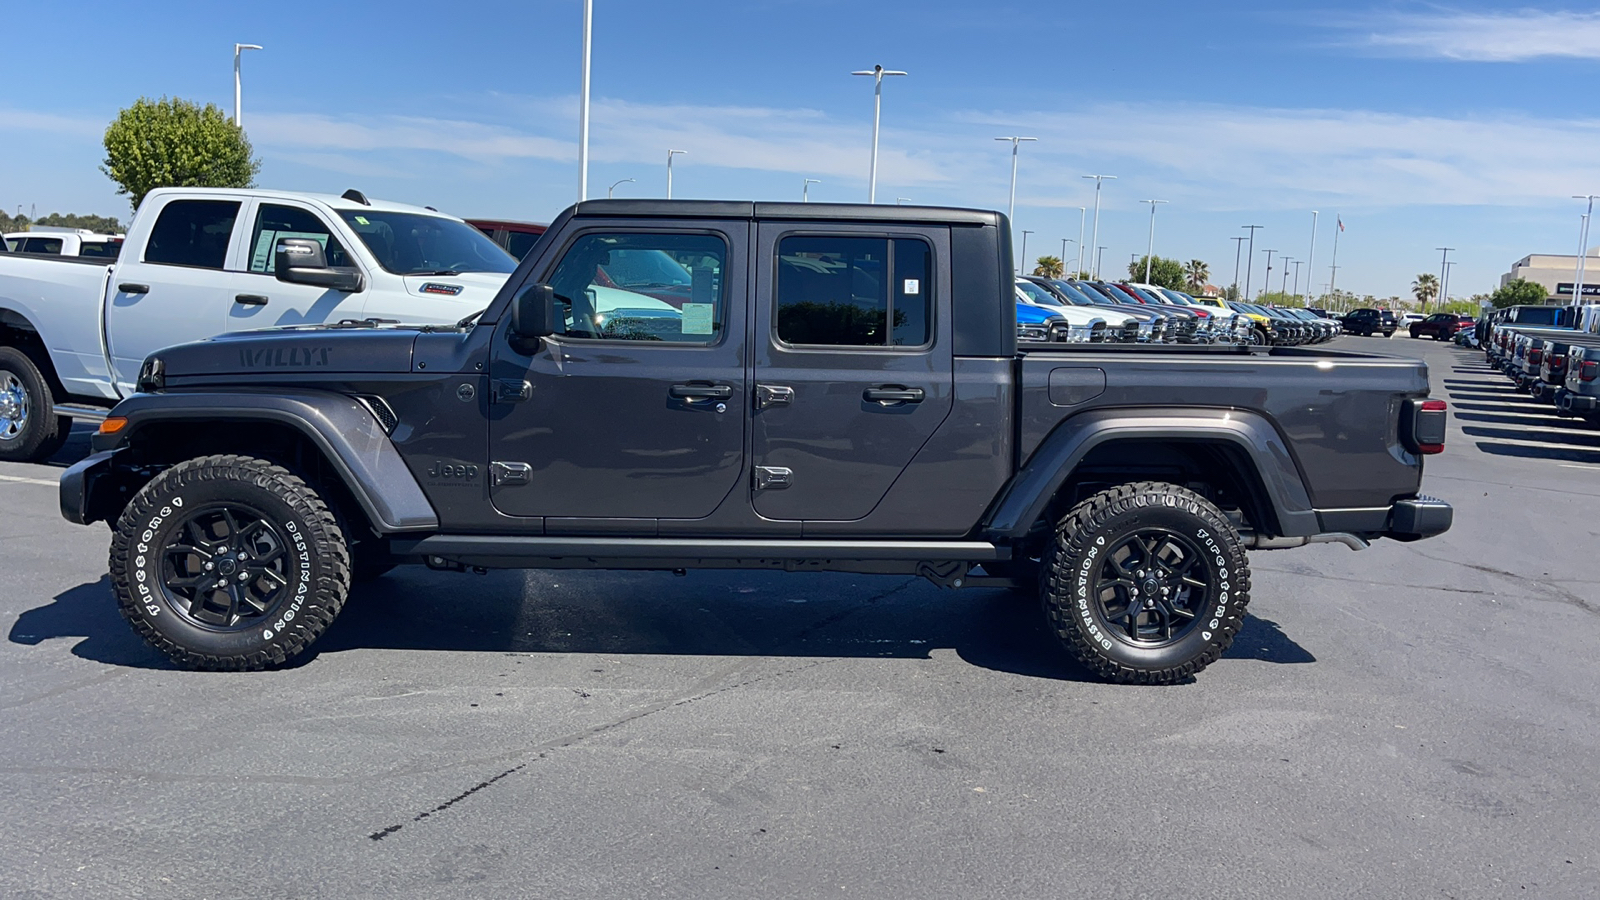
2;335;1597;899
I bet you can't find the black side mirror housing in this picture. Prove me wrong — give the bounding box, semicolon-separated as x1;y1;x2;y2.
274;237;365;293
510;284;559;339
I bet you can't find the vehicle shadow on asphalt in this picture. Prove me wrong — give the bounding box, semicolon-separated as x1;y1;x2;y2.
9;570;1315;680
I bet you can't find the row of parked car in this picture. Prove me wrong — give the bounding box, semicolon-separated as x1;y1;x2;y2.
1011;276;1344;346
1480;303;1600;426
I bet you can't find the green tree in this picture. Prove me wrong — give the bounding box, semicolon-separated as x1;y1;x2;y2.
1033;255;1065;278
1128;255;1187;290
1184;259;1210;293
101;96;261;212
36;212;124;233
1411;273;1439;311
1256;291;1304;308
1488;278;1550;309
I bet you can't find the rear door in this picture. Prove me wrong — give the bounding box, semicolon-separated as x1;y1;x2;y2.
486;220;749;524
106;197;246;389
750;221;953;522
227;200;370;331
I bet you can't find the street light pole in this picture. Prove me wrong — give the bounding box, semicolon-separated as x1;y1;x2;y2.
1572;195;1598;309
1230;236;1246;300
1305;211;1319;306
1281;258;1293;295
1434;247;1454;314
233;43;262;127
577;0;592;201
1291;259;1303;300
1075;207;1086;278
666;149;687;199
1139;199;1167;284
803;179;821;202
1442;260;1456;311
995;137;1038;223
1261;249;1277;299
851;65;907;204
1019;231;1034;274
1241;225;1263;301
1061;238;1075;277
1096;246;1108;278
1083;175;1117;279
607;177;634;199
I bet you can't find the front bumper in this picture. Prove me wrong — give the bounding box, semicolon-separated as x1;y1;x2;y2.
59;449;123;526
1385;496;1453;542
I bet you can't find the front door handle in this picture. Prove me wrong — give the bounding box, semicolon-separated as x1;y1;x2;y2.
118;283;150;294
863;386;925;405
234;294;269;306
670;383;734;401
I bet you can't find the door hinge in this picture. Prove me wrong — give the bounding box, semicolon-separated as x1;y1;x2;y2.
753;466;793;491
490;461;532;486
493;379;532;403
755;384;794;410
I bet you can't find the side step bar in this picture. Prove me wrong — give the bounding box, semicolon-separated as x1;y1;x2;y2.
392;535;1011;569
56;404;110;422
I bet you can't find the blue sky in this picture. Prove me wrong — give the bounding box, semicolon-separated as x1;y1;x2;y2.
6;1;1600;300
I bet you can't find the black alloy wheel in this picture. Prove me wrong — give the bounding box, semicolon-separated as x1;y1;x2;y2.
1090;528;1211;645
159;504;294;629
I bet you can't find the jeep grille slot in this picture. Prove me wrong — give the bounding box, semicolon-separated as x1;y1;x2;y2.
354;395;399;433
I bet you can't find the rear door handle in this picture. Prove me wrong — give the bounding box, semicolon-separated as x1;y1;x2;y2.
234;294;269;306
670;383;734;401
118;283;149;294
863;386;925;404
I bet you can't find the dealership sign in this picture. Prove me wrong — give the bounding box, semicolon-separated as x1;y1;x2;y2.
1556;283;1600;296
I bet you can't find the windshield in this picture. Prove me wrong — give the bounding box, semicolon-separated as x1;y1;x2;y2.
1015;279;1066;307
338;211;516;276
1048;280;1096;305
1157;289;1195;305
1514;306;1561;325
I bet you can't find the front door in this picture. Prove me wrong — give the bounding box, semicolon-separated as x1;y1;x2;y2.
487;222;749;523
750;222;953;521
227;200;370;332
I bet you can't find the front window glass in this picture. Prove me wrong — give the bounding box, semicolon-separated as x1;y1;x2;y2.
338;210;516;276
248;204;351;273
545;232;727;343
776;236;932;347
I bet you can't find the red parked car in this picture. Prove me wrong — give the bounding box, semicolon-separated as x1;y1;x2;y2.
466;218;549;260
1409;313;1474;341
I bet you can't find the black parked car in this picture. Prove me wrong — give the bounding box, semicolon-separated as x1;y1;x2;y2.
1341;308;1397;337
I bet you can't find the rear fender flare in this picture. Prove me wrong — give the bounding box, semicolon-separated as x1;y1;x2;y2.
106;389;438;533
982;407;1317;541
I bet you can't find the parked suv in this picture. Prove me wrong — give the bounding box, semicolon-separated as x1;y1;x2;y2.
1341;308;1396;337
1410;313;1472;341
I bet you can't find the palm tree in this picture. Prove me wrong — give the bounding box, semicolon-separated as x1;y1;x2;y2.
1184;259;1210;293
1412;273;1439;312
1033;255;1065;279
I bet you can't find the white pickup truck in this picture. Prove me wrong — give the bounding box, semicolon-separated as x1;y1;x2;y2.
0;187;519;461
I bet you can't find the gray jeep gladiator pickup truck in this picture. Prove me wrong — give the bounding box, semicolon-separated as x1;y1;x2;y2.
60;200;1453;683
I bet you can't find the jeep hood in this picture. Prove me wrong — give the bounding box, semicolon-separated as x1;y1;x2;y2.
150;325;425;379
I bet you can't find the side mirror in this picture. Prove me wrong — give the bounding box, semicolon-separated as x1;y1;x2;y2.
510;283;559;339
274;238;365;293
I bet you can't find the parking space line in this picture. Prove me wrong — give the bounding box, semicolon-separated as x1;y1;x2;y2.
0;474;58;487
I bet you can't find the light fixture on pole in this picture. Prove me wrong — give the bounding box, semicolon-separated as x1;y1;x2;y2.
1083;175;1117;278
577;0;592;201
851;65;907;204
1572;195;1598;309
233;43;262;128
1019;230;1034;274
1230;236;1247;299
1433;247;1454;314
1075;207;1087;278
1139;199;1167;284
995;136;1037;223
1241;226;1263;298
897;198;911;205
803;179;821;202
665;149;687;199
607;178;634;199
1261;249;1277;299
1305;211;1319;305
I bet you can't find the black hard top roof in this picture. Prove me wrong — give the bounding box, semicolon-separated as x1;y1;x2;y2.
570;198;1004;227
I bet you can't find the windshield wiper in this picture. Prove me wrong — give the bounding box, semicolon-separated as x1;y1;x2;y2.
455;307;488;329
410;269;461;277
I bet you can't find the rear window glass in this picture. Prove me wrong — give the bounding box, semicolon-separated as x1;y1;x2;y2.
78;240;122;259
776;236;932;347
1514;307;1560;325
144;200;241;269
21;237;64;254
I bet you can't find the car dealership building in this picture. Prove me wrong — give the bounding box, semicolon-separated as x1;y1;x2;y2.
1501;249;1600;301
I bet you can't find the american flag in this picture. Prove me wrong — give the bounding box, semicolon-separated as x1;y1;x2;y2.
1337;216;1345;232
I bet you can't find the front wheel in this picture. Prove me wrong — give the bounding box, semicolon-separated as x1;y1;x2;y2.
1042;482;1251;683
109;455;351;670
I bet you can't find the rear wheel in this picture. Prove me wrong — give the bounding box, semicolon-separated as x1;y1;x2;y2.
0;347;68;463
1042;482;1250;684
109;455;350;670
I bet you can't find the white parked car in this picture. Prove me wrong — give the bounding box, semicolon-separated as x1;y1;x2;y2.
3;227;124;259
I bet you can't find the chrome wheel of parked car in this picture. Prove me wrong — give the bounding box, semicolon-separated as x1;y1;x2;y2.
0;371;27;441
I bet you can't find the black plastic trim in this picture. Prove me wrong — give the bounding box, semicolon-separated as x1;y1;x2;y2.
1386;496;1453;541
394;535;1009;563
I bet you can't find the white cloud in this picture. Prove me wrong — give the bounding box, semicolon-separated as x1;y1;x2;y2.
0;108;103;138
1351;9;1600;61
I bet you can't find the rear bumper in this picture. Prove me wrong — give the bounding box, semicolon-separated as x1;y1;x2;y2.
1385;496;1453;542
59;449;122;526
1562;394;1599;413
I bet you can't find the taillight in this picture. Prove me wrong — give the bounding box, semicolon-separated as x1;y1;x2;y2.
1406;399;1448;455
1582;361;1600;382
1552;353;1566;370
1528;347;1544;366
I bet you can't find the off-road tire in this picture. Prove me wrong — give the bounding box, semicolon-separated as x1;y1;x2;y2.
0;346;68;463
1042;481;1251;684
109;455;350;670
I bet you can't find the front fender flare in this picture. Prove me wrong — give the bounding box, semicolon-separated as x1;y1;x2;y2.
101;389;438;533
981;407;1317;541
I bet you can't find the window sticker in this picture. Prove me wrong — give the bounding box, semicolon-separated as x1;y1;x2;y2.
903;278;921;295
354;216;370;225
681;302;714;335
